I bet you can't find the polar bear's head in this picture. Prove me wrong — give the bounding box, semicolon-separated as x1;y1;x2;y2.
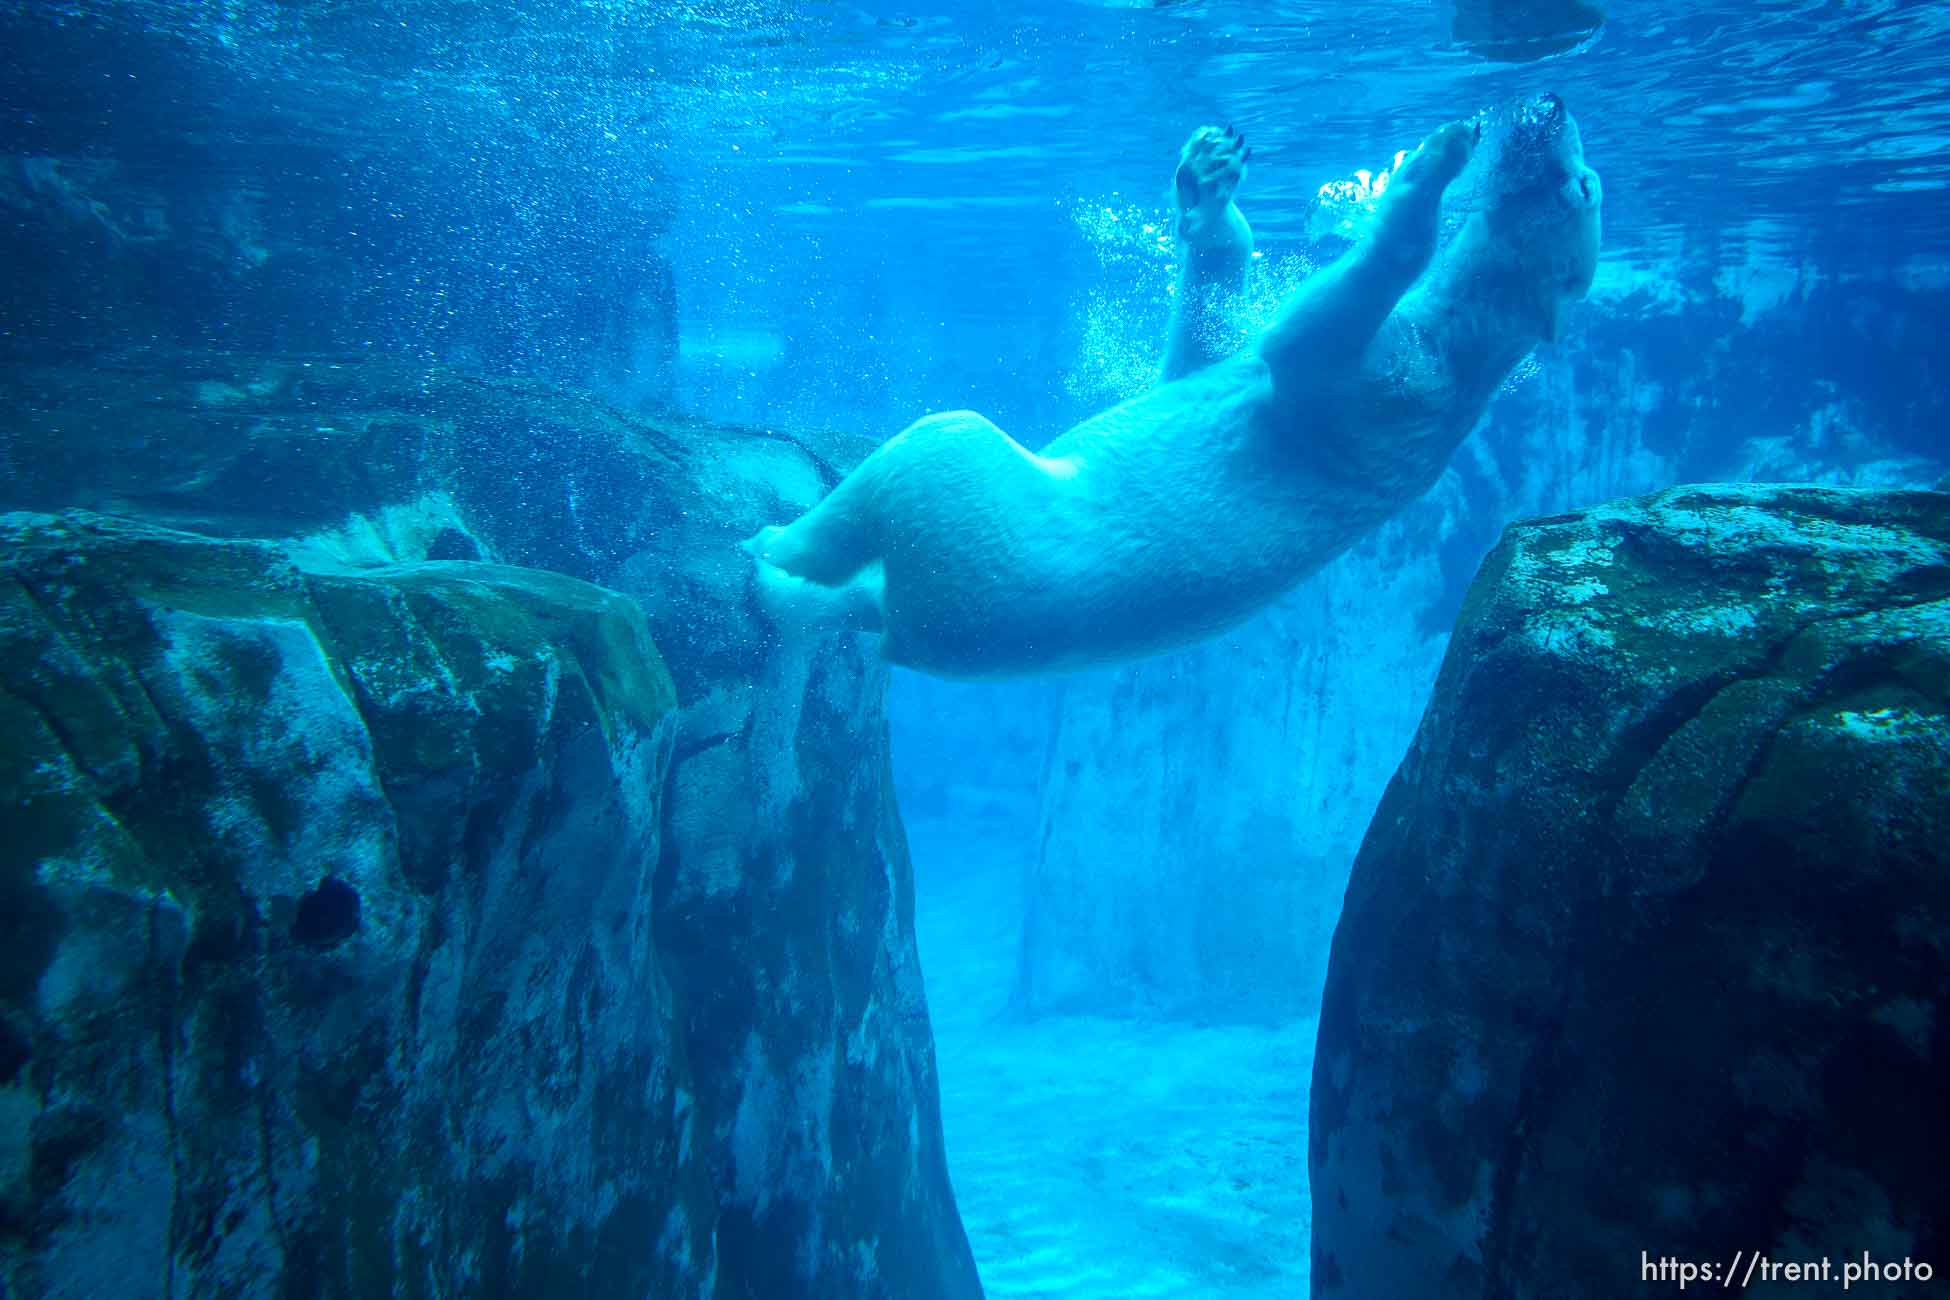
1462;92;1603;339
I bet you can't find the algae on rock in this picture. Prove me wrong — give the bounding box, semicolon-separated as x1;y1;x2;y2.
1310;483;1950;1299
0;353;978;1299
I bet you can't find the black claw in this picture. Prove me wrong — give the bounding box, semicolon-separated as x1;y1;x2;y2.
1244;146;1254;163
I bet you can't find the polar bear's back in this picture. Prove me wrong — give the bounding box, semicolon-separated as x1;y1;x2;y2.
875;362;1370;678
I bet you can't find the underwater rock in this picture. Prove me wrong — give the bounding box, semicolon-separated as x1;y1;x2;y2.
0;358;977;1298
1310;483;1950;1298
1;511;699;1296
0;354;872;677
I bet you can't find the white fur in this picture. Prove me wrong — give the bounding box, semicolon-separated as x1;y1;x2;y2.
748;103;1603;680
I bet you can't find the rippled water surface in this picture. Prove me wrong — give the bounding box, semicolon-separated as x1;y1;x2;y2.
9;0;1949;277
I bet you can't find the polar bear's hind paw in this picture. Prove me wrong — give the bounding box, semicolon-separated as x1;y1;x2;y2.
749;554;886;637
741;523;785;562
1174;124;1251;232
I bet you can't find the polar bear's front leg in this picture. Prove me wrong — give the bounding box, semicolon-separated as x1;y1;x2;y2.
1162;124;1254;383
1258;117;1479;388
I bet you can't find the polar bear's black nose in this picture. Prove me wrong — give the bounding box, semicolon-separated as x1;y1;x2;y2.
1507;92;1567;142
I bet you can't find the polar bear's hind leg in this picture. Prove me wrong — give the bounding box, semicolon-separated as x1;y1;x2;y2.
1163;124;1256;382
750;553;886;635
743;464;880;585
742;467;887;634
744;409;1043;644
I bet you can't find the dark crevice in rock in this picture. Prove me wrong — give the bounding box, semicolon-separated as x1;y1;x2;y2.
1617;593;1950;878
252;1012;293;1273
1684;621;1946;926
0;1013;27;1089
292;877;361;948
671;729;740;765
28;1106;108;1214
153;896;183;1300
2;581;120;791
425;527;482;562
1481;1007;1565;1292
1591;667;1753;813
0;750;69;1007
730;426;852;489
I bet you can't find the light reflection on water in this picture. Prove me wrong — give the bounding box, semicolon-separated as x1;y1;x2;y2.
4;0;1946;319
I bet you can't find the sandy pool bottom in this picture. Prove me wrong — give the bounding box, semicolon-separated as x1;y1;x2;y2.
909;813;1315;1300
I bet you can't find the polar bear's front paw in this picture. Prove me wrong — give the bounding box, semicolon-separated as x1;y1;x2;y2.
1174;124;1251;245
1393;117;1481;199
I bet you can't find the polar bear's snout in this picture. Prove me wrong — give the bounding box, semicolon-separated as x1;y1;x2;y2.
1531;94;1603;217
1465;92;1602;298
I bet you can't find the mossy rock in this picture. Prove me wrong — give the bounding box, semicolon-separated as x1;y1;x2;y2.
0;510;703;1297
0;352;873;697
1312;483;1950;1300
0;352;981;1300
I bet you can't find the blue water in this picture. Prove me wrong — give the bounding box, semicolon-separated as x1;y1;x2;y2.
4;2;1948;1295
9;0;1948;426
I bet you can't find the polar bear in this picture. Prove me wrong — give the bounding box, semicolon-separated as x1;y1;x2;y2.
745;93;1602;679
